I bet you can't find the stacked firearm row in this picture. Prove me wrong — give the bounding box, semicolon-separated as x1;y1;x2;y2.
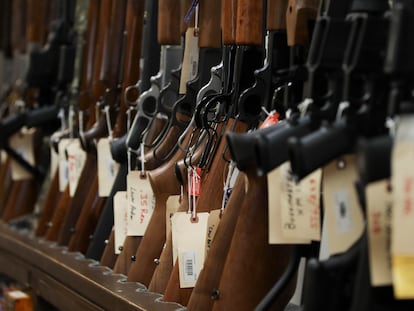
0;0;413;310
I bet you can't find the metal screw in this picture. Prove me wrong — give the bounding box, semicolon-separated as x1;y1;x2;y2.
211;289;220;300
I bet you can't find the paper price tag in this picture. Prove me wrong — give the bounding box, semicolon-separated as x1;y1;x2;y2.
205;209;221;255
113;191;129;254
280;163;322;241
322;154;364;256
366;179;392;286
267;163;311;245
126;171;155;236
260;111;279;129
9;128;36;181
50;143;59;178
179;28;199;94
97;138;120;197
66;140;87;197
166;195;181;241
171;211;209;288
58;138;71;191
391;115;414;298
1;150;7;164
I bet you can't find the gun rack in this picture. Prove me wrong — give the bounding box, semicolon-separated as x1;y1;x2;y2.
0;222;183;311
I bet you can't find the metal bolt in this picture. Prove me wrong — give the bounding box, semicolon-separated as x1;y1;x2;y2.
211;289;220;300
131;255;136;261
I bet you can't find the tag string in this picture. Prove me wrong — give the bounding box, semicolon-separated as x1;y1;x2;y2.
104;105;113;141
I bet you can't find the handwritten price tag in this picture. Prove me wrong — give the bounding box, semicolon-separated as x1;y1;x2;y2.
366;179;392;286
113;191;129;254
280;162;322;241
126;171;155;236
58;138;71;191
97;138;119;197
66;140;86;197
391;115;414;298
9;128;36;181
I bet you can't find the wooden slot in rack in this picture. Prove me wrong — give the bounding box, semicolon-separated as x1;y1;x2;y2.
0;222;183;311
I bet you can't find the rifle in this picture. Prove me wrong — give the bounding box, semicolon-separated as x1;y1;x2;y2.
66;0;129;253
43;0;103;242
35;0;93;238
85;0;146;264
124;0;223;286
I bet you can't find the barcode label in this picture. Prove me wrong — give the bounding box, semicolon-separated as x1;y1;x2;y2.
334;190;353;233
180;250;197;285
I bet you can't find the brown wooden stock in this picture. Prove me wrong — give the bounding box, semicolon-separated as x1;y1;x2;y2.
44;186;70;241
26;0;48;45
199;0;222;48
57;154;97;245
78;0;101;113
158;0;181;45
35;170;61;236
286;0;319;46
11;0;27;53
162;120;247;305
125;126;197;286
67;175;106;253
180;0;194;34
221;0;237;45
2;179;37;222
113;236;142;275
235;0;263;46
212;175;295;311
144;118;189;170
100;229;118;268
267;0;289;30
187;174;246;310
0;158;12;217
112;0;145;138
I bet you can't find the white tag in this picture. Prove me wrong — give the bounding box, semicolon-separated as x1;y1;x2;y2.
97;138;120;197
179;28;199;94
9;128;36;180
166;195;181;241
280;162;322;241
171;211;209;288
1;150;7;164
66;140;87;197
58;138;71;191
322;155;364;256
267;163;311;244
126;171;155;236
113;191;129;254
50;143;59;179
366;179;392;286
391;116;414;298
205;209;221;255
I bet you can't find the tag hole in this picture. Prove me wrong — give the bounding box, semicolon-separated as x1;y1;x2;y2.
337;159;346;170
140;172;147;179
190;215;199;223
387;182;392;193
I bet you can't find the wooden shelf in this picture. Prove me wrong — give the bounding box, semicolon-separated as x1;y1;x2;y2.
0;223;183;311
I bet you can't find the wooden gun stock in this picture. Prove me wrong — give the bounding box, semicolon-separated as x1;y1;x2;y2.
268;0;289;30
286;0;319;46
211;174;294;311
162;120;247;306
0;157;12;218
236;0;263;46
11;0;27;54
125;125;197;285
44;186;70;241
57;154;97;245
35;170;60;236
222;0;238;45
187;174;246;310
99;228;117;268
26;0;48;46
158;0;181;45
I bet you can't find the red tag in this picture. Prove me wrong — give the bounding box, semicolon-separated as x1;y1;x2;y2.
189;166;202;196
260;111;279;129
